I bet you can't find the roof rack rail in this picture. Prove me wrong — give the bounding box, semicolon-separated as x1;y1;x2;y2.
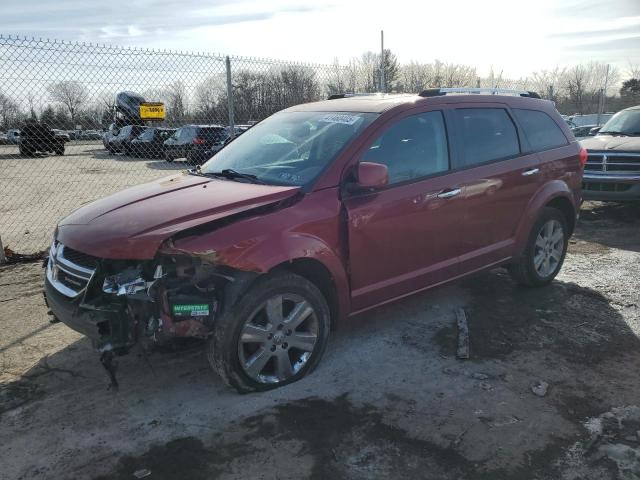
327;92;382;100
418;88;541;99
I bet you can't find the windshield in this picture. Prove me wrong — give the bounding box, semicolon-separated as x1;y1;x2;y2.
200;111;378;186
599;109;640;136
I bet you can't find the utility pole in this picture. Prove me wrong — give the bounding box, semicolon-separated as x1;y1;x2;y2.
380;30;385;93
598;64;610;126
225;56;235;138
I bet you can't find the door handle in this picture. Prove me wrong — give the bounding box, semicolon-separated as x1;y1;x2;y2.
436;188;461;199
522;168;540;176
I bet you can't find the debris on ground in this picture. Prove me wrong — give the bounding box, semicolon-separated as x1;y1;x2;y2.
530;381;549;397
2;246;47;265
133;468;151;478
455;308;470;360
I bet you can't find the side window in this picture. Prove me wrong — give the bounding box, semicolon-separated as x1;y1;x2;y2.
362;111;449;184
513;108;568;151
453;108;520;168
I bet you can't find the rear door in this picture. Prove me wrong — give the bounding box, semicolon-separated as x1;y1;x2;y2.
447;105;542;272
344;108;466;311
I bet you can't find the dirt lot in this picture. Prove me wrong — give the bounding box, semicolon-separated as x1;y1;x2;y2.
1;201;639;480
0;143;186;254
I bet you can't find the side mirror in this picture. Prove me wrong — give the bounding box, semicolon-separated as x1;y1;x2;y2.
357;162;388;189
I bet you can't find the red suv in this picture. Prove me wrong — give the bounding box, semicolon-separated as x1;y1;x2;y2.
44;89;584;392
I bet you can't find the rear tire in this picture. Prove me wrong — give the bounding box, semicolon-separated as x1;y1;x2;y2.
208;272;330;393
164;152;174;162
509;207;569;287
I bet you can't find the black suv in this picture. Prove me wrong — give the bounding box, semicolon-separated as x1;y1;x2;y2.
163;125;228;164
581;105;640;201
18;122;67;156
129;127;176;158
106;125;147;154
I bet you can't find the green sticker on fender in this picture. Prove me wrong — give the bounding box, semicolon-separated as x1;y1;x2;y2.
172;304;210;317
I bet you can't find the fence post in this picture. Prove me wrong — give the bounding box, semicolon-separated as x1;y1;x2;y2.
226;56;235;138
0;235;6;264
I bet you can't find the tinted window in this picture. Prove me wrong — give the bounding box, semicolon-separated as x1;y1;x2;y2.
138;129;154;140
453;109;519;168
362;111;449;184
199;127;227;142
513;109;567;151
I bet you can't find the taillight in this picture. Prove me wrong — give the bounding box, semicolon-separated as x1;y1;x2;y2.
579;148;588;167
193;137;205;145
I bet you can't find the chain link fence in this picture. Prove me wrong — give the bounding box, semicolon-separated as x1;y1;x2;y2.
0;35;351;254
1;35;636;254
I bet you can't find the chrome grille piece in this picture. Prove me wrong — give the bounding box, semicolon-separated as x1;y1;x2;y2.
585;152;640;174
47;242;96;298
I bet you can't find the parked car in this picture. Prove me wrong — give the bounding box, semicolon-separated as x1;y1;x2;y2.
44;89;583;392
103;124;118;150
18;122;66;156
106;124;147;154
163;125;228;164
580;105;640;201
52;129;71;143
6;129;21;145
571;124;599;138
202;125;252;159
129;127;176;158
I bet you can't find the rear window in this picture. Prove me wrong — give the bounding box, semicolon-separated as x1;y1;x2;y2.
513;109;568;151
453;108;520;168
198;127;227;142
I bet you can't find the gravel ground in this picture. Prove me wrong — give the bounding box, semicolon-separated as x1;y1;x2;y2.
0;143;187;254
0;201;639;480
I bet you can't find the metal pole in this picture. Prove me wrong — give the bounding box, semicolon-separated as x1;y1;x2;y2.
225;56;235;138
598;64;610;125
380;30;385;93
0;235;6;264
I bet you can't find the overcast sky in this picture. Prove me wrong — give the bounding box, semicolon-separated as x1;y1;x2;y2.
2;0;639;78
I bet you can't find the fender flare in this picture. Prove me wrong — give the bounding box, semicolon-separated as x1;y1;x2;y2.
513;180;577;256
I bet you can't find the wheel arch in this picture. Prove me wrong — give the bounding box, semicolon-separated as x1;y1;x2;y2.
271;257;341;330
514;180;578;256
545;196;576;235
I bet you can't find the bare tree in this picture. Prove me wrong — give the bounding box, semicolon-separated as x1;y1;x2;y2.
47;80;89;125
164;81;189;125
627;62;640;81
0;91;19;129
195;75;225;121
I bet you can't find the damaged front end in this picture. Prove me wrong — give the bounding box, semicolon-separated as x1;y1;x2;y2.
44;239;253;385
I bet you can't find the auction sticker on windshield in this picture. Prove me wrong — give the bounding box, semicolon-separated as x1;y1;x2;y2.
319;113;361;125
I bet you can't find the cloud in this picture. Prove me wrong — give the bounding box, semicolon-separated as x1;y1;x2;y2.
0;0;329;42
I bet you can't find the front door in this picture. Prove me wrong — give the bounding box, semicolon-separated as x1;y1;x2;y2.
344;109;465;312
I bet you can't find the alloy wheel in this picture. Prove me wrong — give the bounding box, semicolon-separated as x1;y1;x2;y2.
238;293;319;384
533;219;564;278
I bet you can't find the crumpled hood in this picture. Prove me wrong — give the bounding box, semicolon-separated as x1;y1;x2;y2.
580;135;640;151
57;173;300;259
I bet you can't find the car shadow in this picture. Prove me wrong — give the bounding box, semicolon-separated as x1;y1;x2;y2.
574;201;640;253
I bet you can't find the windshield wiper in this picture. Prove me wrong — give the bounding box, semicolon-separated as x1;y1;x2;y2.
598;131;630;136
202;168;265;184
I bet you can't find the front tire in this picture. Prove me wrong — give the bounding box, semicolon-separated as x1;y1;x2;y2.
208;272;330;393
509;207;569;287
